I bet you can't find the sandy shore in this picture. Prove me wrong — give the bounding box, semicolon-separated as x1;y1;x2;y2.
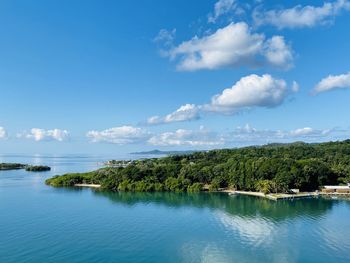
74;184;101;188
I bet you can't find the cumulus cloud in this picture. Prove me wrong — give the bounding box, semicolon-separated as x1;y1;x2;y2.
208;0;236;23
254;0;350;29
0;127;8;139
18;128;69;142
263;36;293;68
147;104;201;125
313;72;350;94
146;74;296;124
86;126;150;144
166;22;293;71
148;126;224;146
208;74;289;113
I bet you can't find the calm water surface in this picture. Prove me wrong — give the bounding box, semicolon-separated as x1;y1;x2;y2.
1;155;350;263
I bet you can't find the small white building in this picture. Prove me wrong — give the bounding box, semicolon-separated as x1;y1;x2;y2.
324;183;350;190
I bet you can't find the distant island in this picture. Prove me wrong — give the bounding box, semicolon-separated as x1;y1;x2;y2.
0;163;51;172
0;163;27;170
46;140;350;194
131;149;197;155
25;165;51;172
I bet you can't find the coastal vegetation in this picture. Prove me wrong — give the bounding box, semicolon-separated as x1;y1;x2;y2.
46;140;350;193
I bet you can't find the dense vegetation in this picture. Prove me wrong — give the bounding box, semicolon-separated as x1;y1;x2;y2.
0;163;26;170
25;165;51;172
46;140;350;193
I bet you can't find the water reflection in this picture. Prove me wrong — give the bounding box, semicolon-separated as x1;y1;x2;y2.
93;191;334;221
91;191;350;262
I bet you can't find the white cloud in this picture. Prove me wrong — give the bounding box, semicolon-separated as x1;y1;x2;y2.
86;126;150;144
154;29;176;47
234;124;258;134
147;104;200;125
166;22;293;71
83;124;347;147
225;124;341;145
209;74;289;113
148;127;224;146
146;124;344;148
146;74;296;124
18;128;69;142
289;127;330;137
313;72;350;94
254;0;350;29
0;127;7;139
263;36;293;68
208;0;236;23
289;127;315;136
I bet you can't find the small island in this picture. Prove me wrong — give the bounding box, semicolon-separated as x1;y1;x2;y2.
46;140;350;196
0;163;51;172
0;163;27;170
25;165;51;172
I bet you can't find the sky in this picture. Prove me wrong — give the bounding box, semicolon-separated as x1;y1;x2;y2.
0;0;350;155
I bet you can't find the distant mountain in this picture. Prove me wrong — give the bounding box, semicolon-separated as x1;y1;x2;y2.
130;149;198;155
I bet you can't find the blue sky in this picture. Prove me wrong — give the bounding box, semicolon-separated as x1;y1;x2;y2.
0;0;350;154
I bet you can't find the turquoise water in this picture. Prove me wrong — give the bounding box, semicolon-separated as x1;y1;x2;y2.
1;155;350;263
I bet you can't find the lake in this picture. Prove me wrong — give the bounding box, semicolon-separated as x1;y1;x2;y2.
1;155;350;263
